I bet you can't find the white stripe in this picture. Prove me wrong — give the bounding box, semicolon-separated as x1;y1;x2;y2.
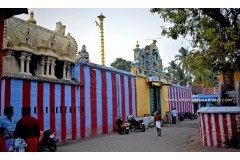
204;114;210;146
200;113;205;145
211;114;217;146
227;114;232;140
219;114;225;147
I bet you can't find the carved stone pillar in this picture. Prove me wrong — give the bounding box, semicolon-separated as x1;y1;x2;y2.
66;65;70;79
62;62;67;79
5;50;14;73
25;54;32;75
46;60;50;76
19;53;26;74
39;58;45;76
50;59;56;79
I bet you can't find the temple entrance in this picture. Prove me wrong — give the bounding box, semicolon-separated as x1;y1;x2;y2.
150;85;161;115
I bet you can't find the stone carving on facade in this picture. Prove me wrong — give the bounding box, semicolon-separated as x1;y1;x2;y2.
76;45;89;62
2;14;78;81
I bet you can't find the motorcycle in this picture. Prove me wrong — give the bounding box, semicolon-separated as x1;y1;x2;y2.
116;117;130;134
128;117;145;132
38;129;57;152
178;112;184;122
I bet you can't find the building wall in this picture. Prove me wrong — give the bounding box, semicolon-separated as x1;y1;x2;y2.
1;63;136;142
167;85;193;113
161;86;169;116
198;113;239;147
135;76;150;117
234;71;240;88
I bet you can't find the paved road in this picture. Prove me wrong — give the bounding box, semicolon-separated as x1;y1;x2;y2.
57;119;200;152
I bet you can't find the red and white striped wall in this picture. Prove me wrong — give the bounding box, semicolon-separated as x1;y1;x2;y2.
198;107;240;147
168;85;193;113
1;62;136;142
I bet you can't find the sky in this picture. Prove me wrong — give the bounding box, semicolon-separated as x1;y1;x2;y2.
16;8;192;68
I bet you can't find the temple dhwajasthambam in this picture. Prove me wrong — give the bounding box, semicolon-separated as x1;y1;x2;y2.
132;40;193;117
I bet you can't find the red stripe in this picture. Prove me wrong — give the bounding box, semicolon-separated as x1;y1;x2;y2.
4;79;11;107
120;75;125;121
111;73;117;131
22;81;31;107
128;77;132;115
169;86;172;110
202;113;207;146
176;88;179;112
50;83;56;133
90;69;97;136
230;114;237;139
71;85;76;140
222;114;229;142
80;66;85;138
37;82;44;130
61;84;66;141
214;114;222;147
101;70;108;134
207;114;214;146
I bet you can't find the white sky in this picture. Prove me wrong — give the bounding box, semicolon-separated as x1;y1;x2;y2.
15;8;192;68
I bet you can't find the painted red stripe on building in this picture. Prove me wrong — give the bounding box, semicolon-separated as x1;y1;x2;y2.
4;79;11;107
37;82;44;130
222;114;229;142
169;86;172;110
71;85;76;140
90;69;97;136
111;73;117;131
128;76;132;115
202;113;207;146
50;83;56;134
207;114;214;146
61;84;66;141
101;70;108;134
22;81;31;107
214;114;222;147
230;114;237;139
80;66;85;138
120;75;125;121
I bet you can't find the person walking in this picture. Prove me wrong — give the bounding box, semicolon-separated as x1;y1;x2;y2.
0;106;16;151
171;108;178;124
14;107;40;152
154;110;162;136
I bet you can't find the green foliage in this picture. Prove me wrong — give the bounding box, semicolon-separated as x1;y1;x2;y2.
110;58;132;72
150;8;240;72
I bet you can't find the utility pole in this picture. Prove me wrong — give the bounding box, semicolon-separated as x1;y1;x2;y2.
96;13;106;66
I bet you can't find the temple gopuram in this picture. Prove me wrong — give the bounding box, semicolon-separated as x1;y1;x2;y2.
132;40;193;117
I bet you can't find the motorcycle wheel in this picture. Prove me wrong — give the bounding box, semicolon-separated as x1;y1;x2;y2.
141;125;145;132
47;142;57;152
125;129;129;134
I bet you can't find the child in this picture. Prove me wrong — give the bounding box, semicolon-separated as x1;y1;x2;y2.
0;127;8;152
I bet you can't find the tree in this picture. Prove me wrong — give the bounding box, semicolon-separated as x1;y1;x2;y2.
110;58;132;72
150;8;240;72
175;47;189;75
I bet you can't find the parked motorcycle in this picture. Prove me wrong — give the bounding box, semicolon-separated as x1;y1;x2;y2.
128;117;145;132
178;112;184;122
38;129;57;152
116;117;130;134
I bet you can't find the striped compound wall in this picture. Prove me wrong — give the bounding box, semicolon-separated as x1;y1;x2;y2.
198;107;240;147
168;85;193;113
0;62;137;142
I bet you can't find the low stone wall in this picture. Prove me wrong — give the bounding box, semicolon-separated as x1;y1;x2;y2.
197;107;240;147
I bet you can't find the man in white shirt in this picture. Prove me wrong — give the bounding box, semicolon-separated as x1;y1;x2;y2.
171;108;178;124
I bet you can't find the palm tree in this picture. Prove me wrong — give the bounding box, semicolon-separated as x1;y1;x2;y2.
175;47;189;75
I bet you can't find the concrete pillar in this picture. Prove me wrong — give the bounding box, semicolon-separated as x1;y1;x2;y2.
62;62;66;79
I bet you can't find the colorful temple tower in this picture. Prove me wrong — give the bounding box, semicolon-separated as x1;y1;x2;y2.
132;40;193;117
